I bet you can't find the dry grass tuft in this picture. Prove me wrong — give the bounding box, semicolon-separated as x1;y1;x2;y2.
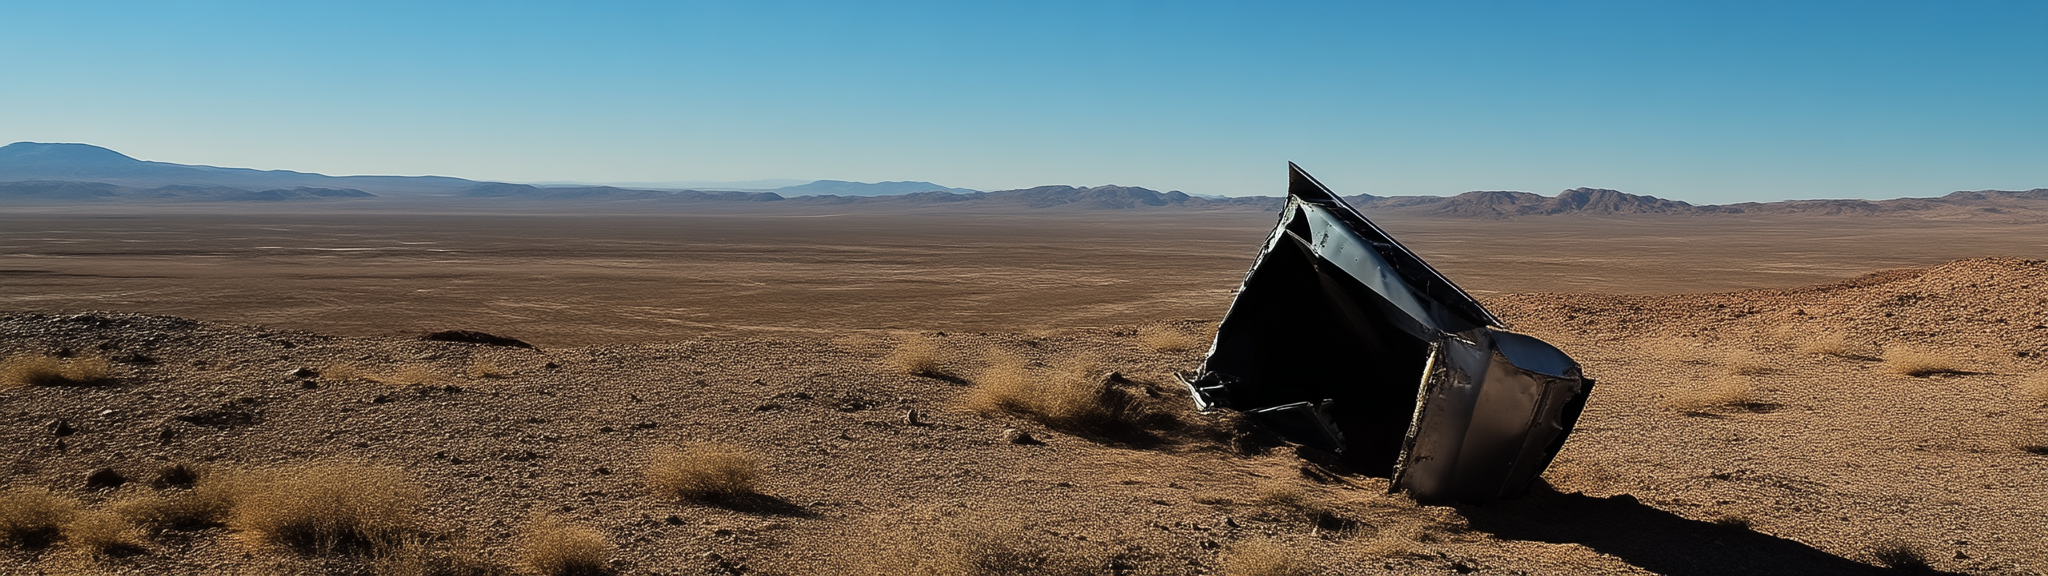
63;510;145;557
1883;348;1966;377
964;355;1153;434
1355;522;1436;560
1643;337;1716;365
1;354;112;387
373;536;509;576
912;521;1096;576
1867;538;1933;574
321;363;363;381
1721;350;1779;376
2020;371;2048;406
151;462;202;489
116;469;247;531
466;359;510;379
1136;325;1201;353
885;336;947;377
1664;376;1765;412
377;365;447;386
0;488;81;549
229;462;422;554
1224;538;1314;576
1799;333;1879;360
645;444;763;502
519;514;612;576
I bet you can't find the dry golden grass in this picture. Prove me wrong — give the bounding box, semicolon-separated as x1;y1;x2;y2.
1664;376;1765;412
1136;325;1200;353
1882;347;1966;377
115;469;246;531
909;521;1096;576
885;336;946;377
1721;349;1779;376
63;510;145;557
1643;337;1716;365
1223;538;1314;576
373;537;509;576
519;514;612;576
0;354;112;387
377;365;447;386
964;354;1151;434
1355;522;1435;560
466;359;510;379
0;488;80;549
229;462;422;554
1798;333;1879;360
2020;371;2048;406
321;363;363;381
644;444;763;502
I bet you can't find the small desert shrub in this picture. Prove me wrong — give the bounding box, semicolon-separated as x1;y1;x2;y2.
645;444;762;502
466;359;509;379
230;462;422;554
2020;371;2048;406
1867;538;1933;574
64;510;145;557
520;515;612;576
886;336;946;377
1883;348;1965;377
964;355;1151;434
151;462;202;489
1799;334;1878;360
1136;325;1200;353
0;488;80;549
1664;376;1764;412
916;522;1095;576
0;354;112;387
116;470;246;530
374;537;510;576
1224;538;1314;576
1710;514;1752;530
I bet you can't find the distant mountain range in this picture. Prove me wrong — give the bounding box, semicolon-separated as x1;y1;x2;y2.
3;142;2043;217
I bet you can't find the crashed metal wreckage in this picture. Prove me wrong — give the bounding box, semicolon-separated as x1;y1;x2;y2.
1178;163;1593;501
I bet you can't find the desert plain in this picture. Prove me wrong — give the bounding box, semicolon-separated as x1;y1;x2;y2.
2;201;2046;575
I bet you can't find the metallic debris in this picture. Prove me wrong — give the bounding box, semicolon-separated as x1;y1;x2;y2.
1179;163;1593;501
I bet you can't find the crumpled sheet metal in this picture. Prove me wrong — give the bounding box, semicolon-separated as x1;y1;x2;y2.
1180;163;1593;501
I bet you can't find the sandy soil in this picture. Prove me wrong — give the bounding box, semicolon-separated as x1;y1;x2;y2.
2;206;2046;575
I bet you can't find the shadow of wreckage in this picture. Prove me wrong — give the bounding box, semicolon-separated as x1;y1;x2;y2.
1178;163;1594;502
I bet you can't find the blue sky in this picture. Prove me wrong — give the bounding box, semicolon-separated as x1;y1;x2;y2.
1;1;2042;202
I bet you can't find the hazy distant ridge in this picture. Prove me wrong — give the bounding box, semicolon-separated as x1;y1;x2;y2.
5;142;2044;216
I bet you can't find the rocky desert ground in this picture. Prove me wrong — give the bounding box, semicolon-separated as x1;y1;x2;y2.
2;204;2046;575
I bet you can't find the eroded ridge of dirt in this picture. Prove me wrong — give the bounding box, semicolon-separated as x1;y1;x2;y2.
1;258;2045;575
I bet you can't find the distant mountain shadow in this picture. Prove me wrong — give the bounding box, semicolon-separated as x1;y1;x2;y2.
1455;484;1896;576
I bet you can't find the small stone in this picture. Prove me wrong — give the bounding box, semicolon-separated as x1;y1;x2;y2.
544;361;560;369
1002;428;1042;445
1954;551;1970;560
84;468;127;490
904;408;923;426
301;380;319;389
371;394;394;404
665;515;684;525
286;367;317;378
594;467;612;475
50;419;75;437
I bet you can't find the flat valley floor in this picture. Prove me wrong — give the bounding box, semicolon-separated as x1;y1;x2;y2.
2;204;2046;575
